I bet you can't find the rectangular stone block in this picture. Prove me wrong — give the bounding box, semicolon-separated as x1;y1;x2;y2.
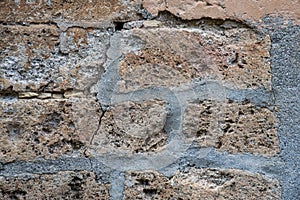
0;98;101;163
124;168;280;199
183;100;279;155
90;100;167;154
117;27;271;92
0;171;110;199
0;0;140;23
0;25;108;92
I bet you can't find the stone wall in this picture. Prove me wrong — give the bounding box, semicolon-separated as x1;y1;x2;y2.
0;0;299;199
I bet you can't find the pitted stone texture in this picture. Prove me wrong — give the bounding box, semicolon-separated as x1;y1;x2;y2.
143;0;300;23
0;171;110;199
183;100;279;155
117;27;271;92
92;100;167;154
0;98;101;163
0;0;141;23
124;168;280;199
0;25;108;92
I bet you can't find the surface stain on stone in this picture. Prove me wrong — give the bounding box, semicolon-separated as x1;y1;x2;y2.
0;26;108;92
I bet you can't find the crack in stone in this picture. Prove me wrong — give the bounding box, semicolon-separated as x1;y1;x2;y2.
89;108;107;146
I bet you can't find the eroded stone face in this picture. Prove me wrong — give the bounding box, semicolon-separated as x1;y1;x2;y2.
0;25;108;92
143;0;300;23
183;100;279;155
91;100;167;154
117;27;271;92
124;168;280;199
0;171;110;200
0;0;140;23
0;98;101;163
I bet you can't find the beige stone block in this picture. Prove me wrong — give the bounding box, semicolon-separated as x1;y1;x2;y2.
0;98;101;163
118;27;271;92
143;0;300;23
183;100;279;155
124;168;280;199
0;171;110;199
0;0;140;23
91;100;167;154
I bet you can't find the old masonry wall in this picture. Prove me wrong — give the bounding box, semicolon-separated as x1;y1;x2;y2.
0;0;299;199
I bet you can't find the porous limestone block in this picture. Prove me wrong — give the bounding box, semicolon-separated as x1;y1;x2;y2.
0;25;108;92
183;100;279;155
0;171;110;200
117;27;271;92
124;168;280;199
91;100;167;154
0;98;101;163
0;0;141;23
143;0;299;22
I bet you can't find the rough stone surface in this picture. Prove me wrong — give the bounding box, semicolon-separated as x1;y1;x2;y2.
0;0;141;23
0;171;110;200
183;99;279;155
0;98;101;163
0;0;298;199
117;27;271;92
91;100;167;154
124;168;280;199
0;25;108;92
143;0;300;23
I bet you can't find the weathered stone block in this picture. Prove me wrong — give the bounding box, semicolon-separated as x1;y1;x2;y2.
117;27;271;92
0;171;110;199
183;100;279;155
143;0;300;22
124;168;280;199
91;100;167;154
0;98;101;163
0;0;140;23
0;25;108;92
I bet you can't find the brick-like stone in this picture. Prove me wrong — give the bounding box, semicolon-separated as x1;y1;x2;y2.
0;0;140;23
0;98;101;163
124;168;280;199
0;25;108;92
117;27;271;92
91;100;167;154
183;100;279;155
143;0;300;22
0;171;110;199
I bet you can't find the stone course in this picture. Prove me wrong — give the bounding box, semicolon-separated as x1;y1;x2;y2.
0;0;299;199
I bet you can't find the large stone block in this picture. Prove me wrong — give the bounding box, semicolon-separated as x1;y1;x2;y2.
0;98;101;163
0;25;108;92
117;27;271;92
91;100;167;154
183;100;279;155
143;0;300;22
124;168;280;199
0;0;141;23
0;171;110;199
